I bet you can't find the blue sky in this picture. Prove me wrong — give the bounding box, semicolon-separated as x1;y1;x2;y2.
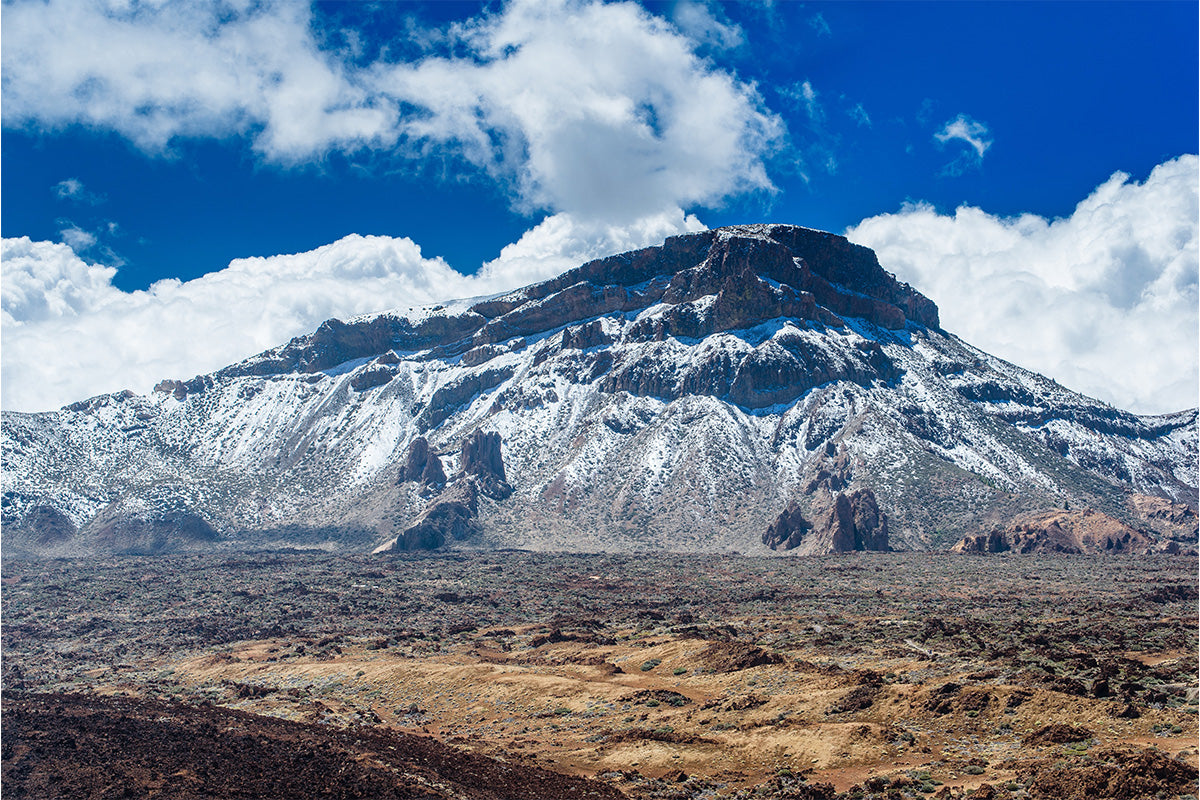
2;0;1197;414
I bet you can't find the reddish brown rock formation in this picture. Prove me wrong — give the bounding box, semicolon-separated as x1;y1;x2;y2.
953;509;1159;555
1128;493;1199;545
765;441;889;554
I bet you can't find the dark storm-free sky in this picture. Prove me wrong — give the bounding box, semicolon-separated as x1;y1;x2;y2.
2;0;1197;414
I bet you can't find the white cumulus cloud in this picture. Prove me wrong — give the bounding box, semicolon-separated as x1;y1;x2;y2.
479;209;706;288
376;0;781;222
3;0;782;223
1;211;705;412
847;154;1199;415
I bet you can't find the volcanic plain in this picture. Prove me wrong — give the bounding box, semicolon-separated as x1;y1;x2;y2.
2;551;1196;799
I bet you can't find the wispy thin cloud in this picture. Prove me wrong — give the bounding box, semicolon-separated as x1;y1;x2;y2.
672;0;743;51
57;223;97;253
933;113;992;176
847;102;871;127
52;178;104;205
809;12;831;37
935;113;992;159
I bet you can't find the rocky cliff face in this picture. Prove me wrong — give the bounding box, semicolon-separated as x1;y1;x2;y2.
2;224;1195;557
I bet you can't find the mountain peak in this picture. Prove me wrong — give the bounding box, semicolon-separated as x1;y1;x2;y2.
212;224;939;384
2;223;1193;559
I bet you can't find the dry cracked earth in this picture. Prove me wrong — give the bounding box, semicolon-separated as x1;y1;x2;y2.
2;551;1197;799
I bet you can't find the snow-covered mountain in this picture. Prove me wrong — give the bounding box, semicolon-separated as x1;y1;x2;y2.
3;224;1196;557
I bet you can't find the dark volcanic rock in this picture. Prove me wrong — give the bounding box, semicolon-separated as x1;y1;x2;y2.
460;430;513;500
0;691;622;800
763;502;812;551
398;437;446;493
397;480;480;552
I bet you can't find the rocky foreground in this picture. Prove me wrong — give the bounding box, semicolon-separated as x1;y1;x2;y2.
3;551;1196;799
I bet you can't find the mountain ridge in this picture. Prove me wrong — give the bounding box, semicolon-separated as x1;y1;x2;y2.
3;224;1196;558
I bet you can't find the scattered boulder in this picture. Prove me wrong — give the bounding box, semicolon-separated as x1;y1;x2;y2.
697;641;783;673
1024;723;1093;745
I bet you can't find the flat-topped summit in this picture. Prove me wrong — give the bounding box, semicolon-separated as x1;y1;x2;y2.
208;224;938;384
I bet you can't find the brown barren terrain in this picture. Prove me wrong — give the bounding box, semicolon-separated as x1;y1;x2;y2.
2;551;1197;799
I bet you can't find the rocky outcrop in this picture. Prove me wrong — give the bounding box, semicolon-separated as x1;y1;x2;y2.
765;438;889;554
561;321;613;351
385;431;513;552
349;367;394;392
815;488;890;552
395;480;480;552
460;430;513;500
762;502;811;551
1128;494;1199;544
416;366;515;432
952;509;1161;555
763;488;889;554
398;437;446;493
153;379;188;400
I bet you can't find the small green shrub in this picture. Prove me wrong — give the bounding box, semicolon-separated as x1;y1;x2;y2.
640;659;662;672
